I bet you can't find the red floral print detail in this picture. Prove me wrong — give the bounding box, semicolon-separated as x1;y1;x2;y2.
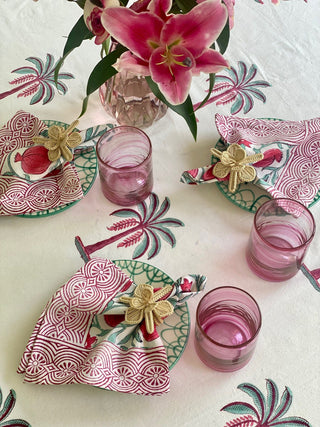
188;168;199;178
204;164;229;182
239;139;252;147
181;278;192;292
104;314;124;327
85;333;97;349
253;148;282;168
14;145;51;174
140;321;159;342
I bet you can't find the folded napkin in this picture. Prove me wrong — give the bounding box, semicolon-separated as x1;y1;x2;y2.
0;111;110;215
181;114;320;207
18;258;206;395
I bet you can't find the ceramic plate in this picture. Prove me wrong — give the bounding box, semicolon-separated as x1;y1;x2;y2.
106;259;190;370
19;120;99;218
214;119;320;213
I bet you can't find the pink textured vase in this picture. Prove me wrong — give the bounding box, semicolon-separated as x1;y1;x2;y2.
99;70;167;129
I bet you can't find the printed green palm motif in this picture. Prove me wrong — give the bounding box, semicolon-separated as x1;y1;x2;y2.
194;62;271;114
91;260;190;370
221;379;311;426
75;193;185;260
0;386;31;426
0;54;74;104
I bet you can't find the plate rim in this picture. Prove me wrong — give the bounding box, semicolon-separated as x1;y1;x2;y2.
112;258;190;371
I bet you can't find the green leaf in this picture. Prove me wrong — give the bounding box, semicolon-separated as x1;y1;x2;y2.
86;47;125;95
145;77;197;140
78;45;127;118
216;15;230;55
67;0;85;7
171;0;197;13
78;95;90;118
194;73;215;111
54;16;93;86
88;0;103;6
63;16;93;57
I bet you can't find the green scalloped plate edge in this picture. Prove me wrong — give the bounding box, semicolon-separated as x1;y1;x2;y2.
112;259;190;371
19;120;99;218
215;118;320;213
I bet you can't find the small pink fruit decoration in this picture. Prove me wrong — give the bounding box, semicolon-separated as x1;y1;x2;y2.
14;145;51;175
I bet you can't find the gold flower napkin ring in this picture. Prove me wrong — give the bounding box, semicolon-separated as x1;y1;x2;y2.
119;284;174;334
32;120;82;162
211;144;264;193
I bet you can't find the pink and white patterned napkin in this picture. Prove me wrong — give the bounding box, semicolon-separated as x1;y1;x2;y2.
0;111;83;215
181;114;320;207
18;258;206;395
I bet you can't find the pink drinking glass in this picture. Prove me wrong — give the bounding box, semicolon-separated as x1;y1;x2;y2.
195;286;262;372
96;126;153;206
246;198;315;282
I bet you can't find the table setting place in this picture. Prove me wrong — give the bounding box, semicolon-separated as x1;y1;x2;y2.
1;0;320;426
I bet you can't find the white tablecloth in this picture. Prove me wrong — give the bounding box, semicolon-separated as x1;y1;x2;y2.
1;1;320;425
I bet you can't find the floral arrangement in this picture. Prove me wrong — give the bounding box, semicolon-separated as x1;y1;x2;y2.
48;0;234;139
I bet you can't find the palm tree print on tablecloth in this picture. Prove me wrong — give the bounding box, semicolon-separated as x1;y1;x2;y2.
0;386;31;426
0;54;74;104
75;193;184;261
221;379;311;426
194;62;271;115
300;263;320;293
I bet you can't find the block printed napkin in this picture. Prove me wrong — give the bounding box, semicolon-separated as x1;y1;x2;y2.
0;111;83;215
18;258;206;395
0;111;111;215
181;114;320;207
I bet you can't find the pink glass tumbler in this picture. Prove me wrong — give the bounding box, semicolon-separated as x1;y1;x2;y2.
96;126;153;206
195;287;262;372
246;198;315;282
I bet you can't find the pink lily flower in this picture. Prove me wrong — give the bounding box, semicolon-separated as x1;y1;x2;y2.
84;0;119;45
197;0;235;29
101;0;229;105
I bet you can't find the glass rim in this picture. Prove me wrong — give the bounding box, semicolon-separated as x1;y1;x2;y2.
253;197;316;251
96;125;152;171
196;286;262;349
